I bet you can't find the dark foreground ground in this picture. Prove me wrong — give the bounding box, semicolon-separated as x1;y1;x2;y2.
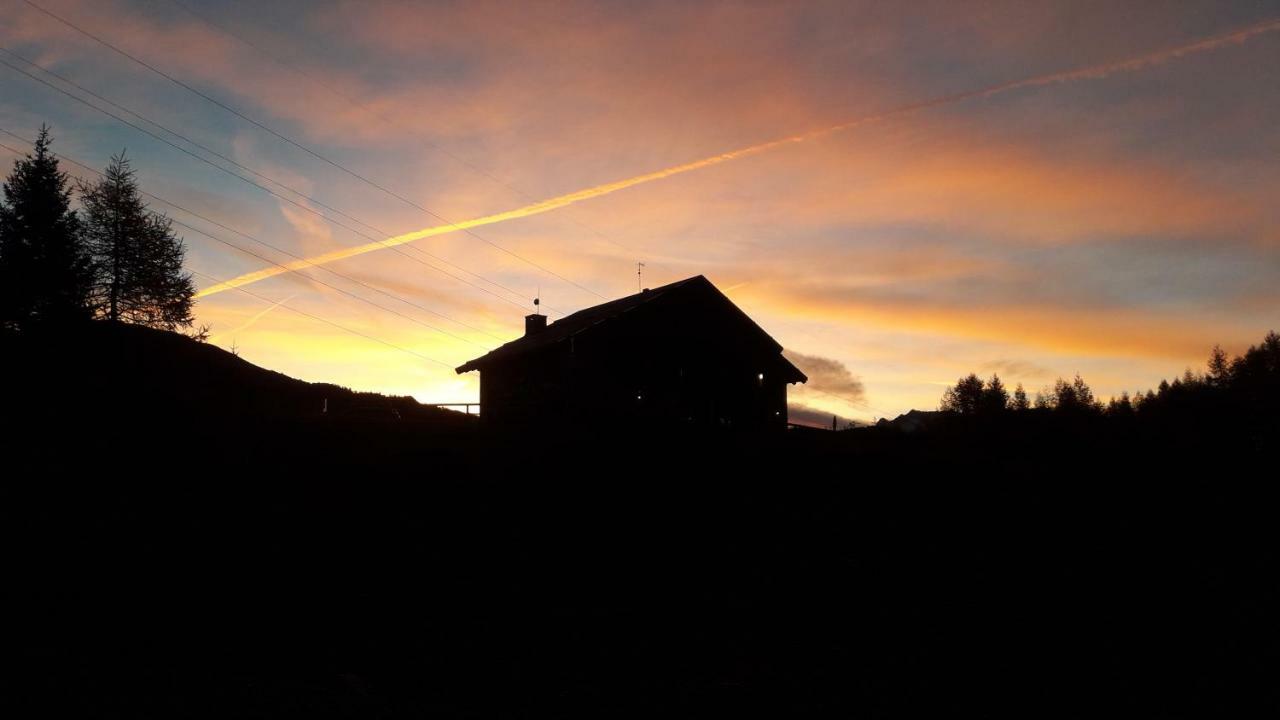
4;324;1277;717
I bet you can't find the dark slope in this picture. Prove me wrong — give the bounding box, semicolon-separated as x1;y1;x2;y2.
3;324;1276;718
3;320;474;424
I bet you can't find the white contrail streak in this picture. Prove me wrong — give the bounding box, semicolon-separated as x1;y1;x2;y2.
208;293;296;342
198;18;1280;297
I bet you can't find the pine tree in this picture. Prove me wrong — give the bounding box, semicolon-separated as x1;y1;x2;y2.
1207;345;1230;387
1071;373;1097;410
1107;391;1134;415
1010;383;1030;411
940;373;985;414
979;374;1009;414
79;152;195;330
1034;389;1052;409
0;125;92;329
1045;373;1101;413
1051;377;1077;409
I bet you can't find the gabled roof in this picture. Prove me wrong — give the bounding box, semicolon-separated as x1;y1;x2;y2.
455;275;806;383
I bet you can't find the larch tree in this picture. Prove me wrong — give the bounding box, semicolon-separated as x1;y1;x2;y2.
0;125;93;329
79;152;195;331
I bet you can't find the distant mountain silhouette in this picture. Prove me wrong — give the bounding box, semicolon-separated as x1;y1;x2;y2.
874;409;943;433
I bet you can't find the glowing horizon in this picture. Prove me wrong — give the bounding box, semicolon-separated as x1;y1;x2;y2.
4;1;1279;421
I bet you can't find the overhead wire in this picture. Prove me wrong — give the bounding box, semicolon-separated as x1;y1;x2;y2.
163;0;666;279
0;126;508;345
0;46;555;316
0;138;457;368
188;268;455;369
0;133;495;358
22;0;608;300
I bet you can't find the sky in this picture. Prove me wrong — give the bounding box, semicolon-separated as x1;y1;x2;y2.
2;0;1279;423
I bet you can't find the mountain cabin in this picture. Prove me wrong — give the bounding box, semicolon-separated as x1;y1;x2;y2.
455;275;807;428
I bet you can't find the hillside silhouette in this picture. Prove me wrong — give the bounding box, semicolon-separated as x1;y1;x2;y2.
6;323;1277;718
8;319;470;423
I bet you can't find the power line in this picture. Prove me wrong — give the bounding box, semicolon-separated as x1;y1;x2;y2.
0;135;493;355
3;134;888;415
0;126;509;345
167;213;486;353
0;47;554;316
5;137;883;416
0;138;458;369
0;48;386;235
187;269;455;369
164;0;665;278
0;51;531;312
22;0;607;300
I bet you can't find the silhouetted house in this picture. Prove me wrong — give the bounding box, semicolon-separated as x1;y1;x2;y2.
456;275;807;428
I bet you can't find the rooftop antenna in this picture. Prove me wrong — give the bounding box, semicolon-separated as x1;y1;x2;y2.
637;261;645;292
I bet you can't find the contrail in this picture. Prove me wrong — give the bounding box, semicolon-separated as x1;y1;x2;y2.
198;18;1280;298
208;294;296;342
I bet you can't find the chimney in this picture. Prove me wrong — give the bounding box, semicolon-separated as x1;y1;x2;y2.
525;313;547;336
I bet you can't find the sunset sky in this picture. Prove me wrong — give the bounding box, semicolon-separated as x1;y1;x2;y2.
3;0;1278;422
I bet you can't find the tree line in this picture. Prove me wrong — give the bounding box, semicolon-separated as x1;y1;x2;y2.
0;125;195;333
939;331;1280;419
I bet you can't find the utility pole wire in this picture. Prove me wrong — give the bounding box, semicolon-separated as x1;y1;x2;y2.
0;47;559;316
170;214;492;353
0;127;508;344
165;0;666;280
22;0;607;300
188;269;455;369
0;136;491;354
0;138;459;369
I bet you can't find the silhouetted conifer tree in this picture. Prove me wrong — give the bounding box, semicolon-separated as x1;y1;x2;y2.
1050;377;1077;409
0;125;92;329
1207;345;1231;387
979;374;1009;414
1042;374;1100;413
1071;374;1097;409
1107;391;1134;415
1229;331;1280;394
1034;387;1052;409
940;373;985;414
1010;383;1030;411
79;152;195;330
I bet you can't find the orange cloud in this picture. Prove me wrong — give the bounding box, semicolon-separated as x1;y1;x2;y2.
753;281;1255;362
10;0;1277;418
191;10;1278;296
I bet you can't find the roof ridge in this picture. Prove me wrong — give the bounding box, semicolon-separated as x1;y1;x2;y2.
455;275;803;382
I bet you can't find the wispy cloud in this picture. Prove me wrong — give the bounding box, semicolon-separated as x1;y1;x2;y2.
783;349;867;405
196;15;1280;295
8;1;1278;419
978;359;1052;380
